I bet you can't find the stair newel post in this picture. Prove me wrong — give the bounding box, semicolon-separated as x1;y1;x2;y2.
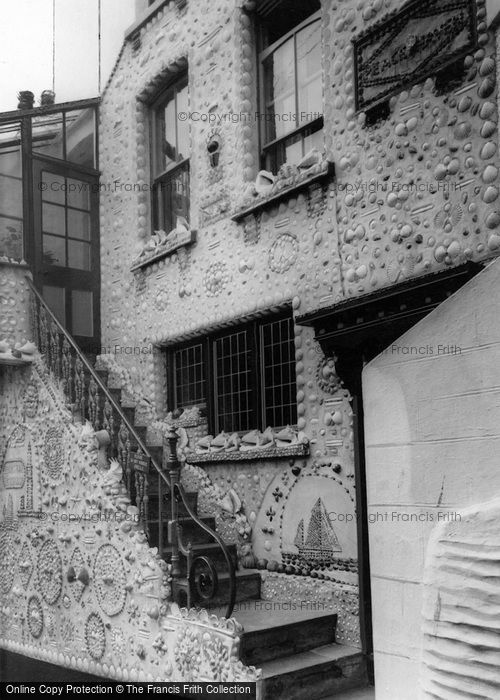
165;428;182;582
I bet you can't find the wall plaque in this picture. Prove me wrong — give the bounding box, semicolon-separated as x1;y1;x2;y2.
353;0;478;111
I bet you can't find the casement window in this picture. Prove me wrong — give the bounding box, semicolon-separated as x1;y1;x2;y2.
258;2;323;173
151;75;190;233
168;314;297;432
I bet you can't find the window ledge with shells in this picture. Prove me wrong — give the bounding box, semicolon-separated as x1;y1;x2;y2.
130;218;196;272
231;150;335;223
184;427;310;464
0;341;37;367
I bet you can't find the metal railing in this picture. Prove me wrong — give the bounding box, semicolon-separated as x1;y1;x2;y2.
27;277;236;617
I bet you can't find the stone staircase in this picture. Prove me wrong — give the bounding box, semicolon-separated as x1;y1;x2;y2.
92;366;368;699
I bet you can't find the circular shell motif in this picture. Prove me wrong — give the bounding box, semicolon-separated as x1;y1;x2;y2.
27;595;44;639
85;612;106;661
37;539;63;605
93;544;127;616
268;233;299;274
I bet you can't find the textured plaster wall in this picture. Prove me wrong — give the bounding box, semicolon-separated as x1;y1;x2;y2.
0;357;258;682
421;498;500;699
363;257;500;699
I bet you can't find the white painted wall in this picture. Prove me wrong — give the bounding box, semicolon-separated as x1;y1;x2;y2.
362;258;500;699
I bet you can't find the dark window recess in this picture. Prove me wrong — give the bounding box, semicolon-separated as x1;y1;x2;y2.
257;0;321;47
151;75;190;233
259;10;323;172
168;315;297;433
434;58;466;96
364;99;390;128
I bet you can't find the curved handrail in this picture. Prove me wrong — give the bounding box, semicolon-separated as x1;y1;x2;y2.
25;276;170;493
173;482;236;619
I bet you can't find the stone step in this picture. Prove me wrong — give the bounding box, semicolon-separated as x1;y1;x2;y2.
239;608;337;666
162;541;238;574
173;570;261;608
258;645;367;700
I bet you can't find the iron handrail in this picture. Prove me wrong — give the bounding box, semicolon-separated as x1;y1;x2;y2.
25;276;170;493
173;482;236;619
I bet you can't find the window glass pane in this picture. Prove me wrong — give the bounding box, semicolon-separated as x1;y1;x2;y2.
0;122;23;259
176;84;189;161
174;343;206;409
67;177;90;210
215;330;253;433
41;172;65;205
67;239;91;270
33;113;64;159
0;173;22;218
42;202;65;236
43;234;66;266
303;127;323;155
297;19;322;124
263;38;295;142
0;216;23;260
68;209;91;240
160;92;177;172
261;317;297;427
72;290;93;337
157;161;190;232
65;109;96;168
43;285;66;326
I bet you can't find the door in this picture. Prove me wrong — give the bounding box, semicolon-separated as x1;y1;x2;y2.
32;159;100;354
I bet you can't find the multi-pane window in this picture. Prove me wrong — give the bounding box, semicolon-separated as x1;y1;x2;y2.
41;171;92;270
259;6;323;173
169;315;297;432
151;76;190;234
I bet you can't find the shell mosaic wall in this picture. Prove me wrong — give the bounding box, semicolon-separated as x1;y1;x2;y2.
97;0;500;652
0;263;32;349
0;356;259;682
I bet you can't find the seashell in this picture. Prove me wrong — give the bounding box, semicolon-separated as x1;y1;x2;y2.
488;234;500;250
19;341;36;357
457;95;472;113
406;116;418;132
395;122;407;137
483;186;499;203
481;121;497;138
356;264;367;278
447;241;461;259
485;211;500;229
434;245;447;263
480;141;497;160
0;339;10;353
447;159;460;176
450;205;463;227
478;76;496;98
453;121;472;140
479;101;496;119
434;164;448;181
479;56;495;77
255;170;275;194
434;210;447;230
482;164;498;183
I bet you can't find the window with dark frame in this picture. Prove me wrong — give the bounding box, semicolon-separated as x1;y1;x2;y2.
168;315;297;433
151;75;190;234
258;4;323;173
